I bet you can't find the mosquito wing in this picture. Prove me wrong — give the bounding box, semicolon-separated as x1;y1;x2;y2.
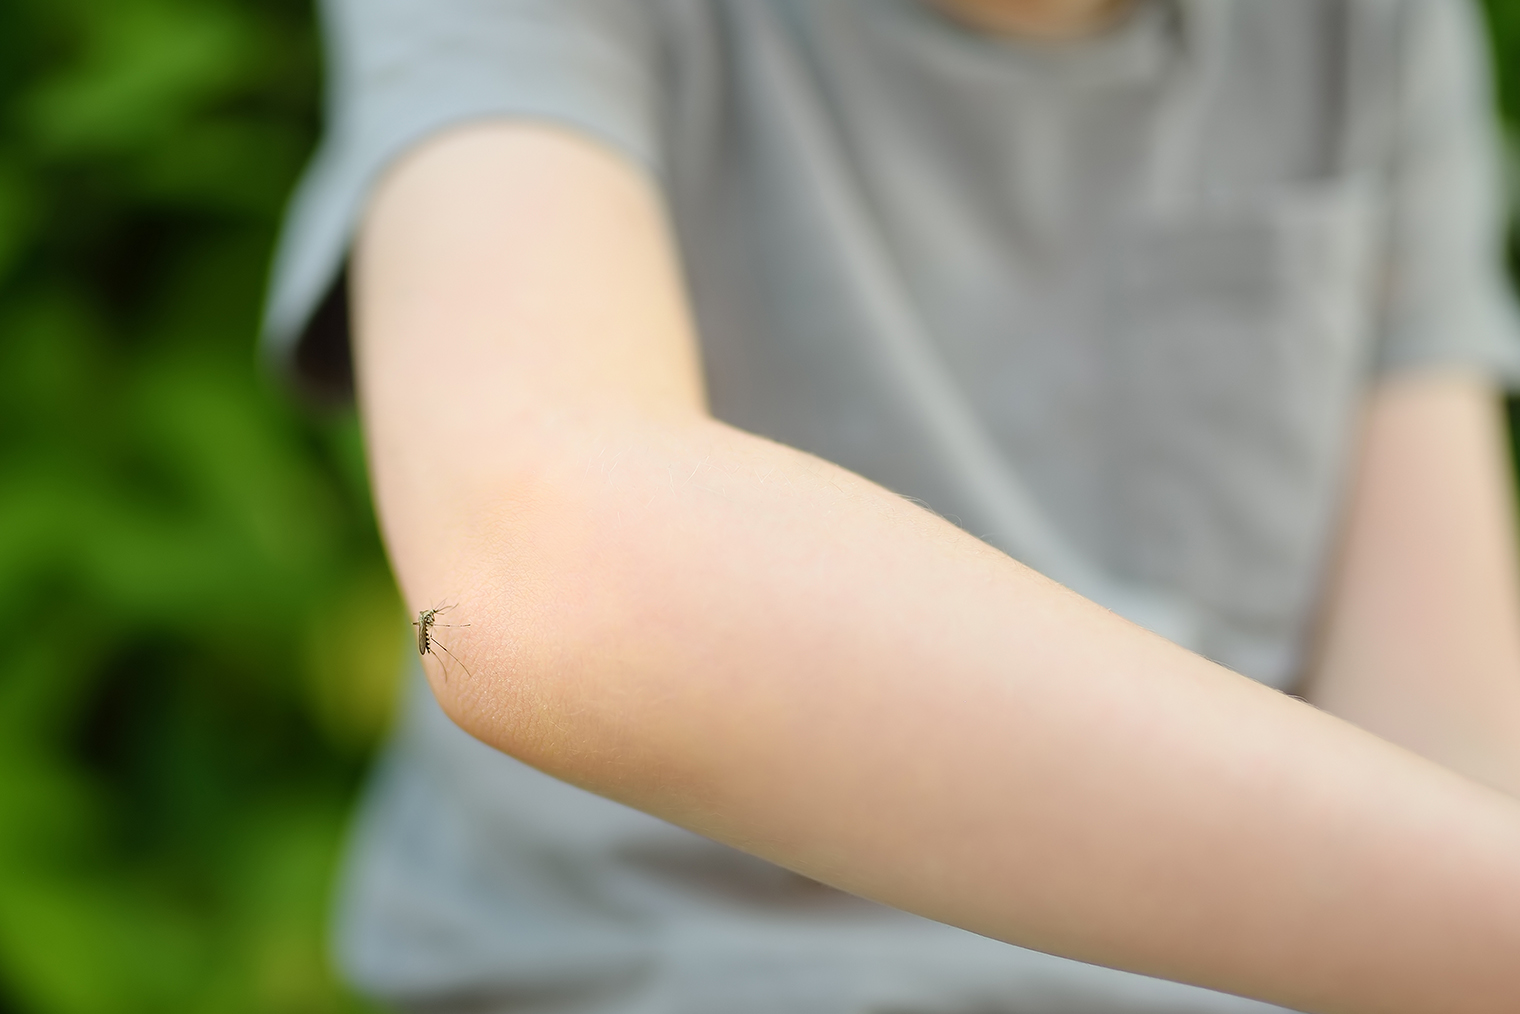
413;613;430;656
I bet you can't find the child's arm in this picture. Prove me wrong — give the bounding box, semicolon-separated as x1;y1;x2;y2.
355;120;1520;1014
1306;373;1520;798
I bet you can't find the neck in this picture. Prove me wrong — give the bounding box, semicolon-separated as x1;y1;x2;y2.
929;0;1135;40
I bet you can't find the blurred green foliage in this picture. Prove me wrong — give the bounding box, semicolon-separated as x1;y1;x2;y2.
2;1;1520;1013
1486;0;1520;128
0;0;401;1010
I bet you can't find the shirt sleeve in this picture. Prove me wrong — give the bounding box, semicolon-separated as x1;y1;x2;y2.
260;0;668;399
1374;0;1520;382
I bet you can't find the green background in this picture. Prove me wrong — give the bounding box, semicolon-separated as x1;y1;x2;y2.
1;2;1518;1011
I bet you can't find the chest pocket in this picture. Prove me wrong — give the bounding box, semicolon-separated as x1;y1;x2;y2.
1101;181;1379;675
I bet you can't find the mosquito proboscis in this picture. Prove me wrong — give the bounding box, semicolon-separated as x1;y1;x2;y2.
414;603;472;680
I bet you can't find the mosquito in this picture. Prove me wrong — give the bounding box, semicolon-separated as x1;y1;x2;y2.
414;603;472;680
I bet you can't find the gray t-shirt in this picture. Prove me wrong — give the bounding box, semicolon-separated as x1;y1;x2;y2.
265;1;1520;1010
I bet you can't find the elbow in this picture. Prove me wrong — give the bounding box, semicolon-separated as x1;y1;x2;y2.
389;438;679;774
405;476;589;763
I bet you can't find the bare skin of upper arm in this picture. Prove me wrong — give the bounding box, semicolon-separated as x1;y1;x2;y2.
1305;373;1520;797
352;121;710;618
356;123;706;417
353;119;705;509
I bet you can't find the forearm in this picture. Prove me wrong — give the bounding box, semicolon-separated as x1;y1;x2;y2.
369;402;1520;1014
1307;375;1520;798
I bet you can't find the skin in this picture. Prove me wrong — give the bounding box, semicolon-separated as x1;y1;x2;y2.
1304;374;1520;799
353;123;1520;1013
931;0;1135;39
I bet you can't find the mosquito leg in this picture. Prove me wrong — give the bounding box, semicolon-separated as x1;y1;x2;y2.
430;640;473;681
